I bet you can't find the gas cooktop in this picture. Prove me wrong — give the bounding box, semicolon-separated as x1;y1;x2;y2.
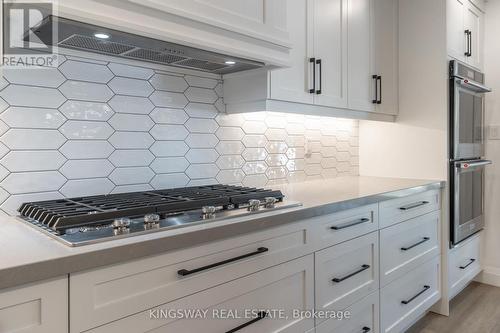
17;185;301;246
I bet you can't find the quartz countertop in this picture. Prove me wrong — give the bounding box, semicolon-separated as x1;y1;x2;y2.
0;176;444;290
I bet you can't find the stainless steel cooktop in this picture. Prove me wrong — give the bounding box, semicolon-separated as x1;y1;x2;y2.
17;185;301;247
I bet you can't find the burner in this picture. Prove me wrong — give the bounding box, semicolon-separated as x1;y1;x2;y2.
17;185;299;246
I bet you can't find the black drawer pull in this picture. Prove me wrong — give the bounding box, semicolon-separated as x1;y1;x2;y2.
331;218;370;230
399;201;429;211
401;237;430;251
177;247;269;276
332;264;370;283
226;311;267;333
460;258;476;269
401;285;430;305
362;327;371;333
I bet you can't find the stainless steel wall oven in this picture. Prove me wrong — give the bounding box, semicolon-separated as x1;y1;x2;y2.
449;60;492;246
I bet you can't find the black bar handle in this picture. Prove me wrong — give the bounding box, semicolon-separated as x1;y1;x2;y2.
226;311;267;333
468;30;473;57
460;258;476;269
178;247;269;276
464;30;469;56
401;237;430;251
309;58;316;93
332;264;370;283
330;218;370;230
399;201;429;211
401;285;430;305
465;30;471;56
377;75;382;104
372;75;378;104
362;327;371;333
316;59;322;94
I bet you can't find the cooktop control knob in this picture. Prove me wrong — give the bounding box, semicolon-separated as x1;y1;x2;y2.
202;206;217;219
248;199;261;212
112;218;131;234
144;213;160;225
264;197;277;208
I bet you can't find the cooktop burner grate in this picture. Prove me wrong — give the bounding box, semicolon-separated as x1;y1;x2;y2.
18;185;284;232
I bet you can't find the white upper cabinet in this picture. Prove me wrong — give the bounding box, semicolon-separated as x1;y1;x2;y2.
347;0;375;112
269;0;314;105
313;0;348;109
224;0;399;121
465;1;484;70
447;0;485;70
55;0;291;68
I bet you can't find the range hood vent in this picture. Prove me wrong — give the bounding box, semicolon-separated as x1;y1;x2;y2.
27;16;265;74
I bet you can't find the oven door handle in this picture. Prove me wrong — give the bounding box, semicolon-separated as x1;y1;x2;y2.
456;79;492;93
456;160;492;169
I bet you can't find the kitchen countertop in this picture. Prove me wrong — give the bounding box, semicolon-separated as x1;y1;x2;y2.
0;176;444;290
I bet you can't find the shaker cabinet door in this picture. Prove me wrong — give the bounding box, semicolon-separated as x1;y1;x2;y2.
347;0;376;113
270;0;314;104
312;0;348;109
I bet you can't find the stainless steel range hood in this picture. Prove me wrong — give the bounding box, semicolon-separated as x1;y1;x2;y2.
27;16;265;74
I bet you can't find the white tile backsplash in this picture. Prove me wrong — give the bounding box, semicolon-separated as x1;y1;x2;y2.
0;53;359;215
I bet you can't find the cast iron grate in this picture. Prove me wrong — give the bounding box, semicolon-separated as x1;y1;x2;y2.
18;185;284;232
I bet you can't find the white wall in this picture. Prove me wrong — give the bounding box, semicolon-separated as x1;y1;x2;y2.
359;0;448;181
476;0;500;287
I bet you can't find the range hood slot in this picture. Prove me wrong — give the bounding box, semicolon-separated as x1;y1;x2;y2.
26;16;265;74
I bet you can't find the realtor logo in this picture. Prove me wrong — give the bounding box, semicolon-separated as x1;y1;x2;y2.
2;2;58;67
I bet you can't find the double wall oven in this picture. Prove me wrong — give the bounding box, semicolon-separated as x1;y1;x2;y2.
449;60;492;246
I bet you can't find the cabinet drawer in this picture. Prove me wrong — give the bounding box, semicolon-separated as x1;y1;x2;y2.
86;255;314;333
380;211;440;286
380;256;440;333
316;292;379;333
310;204;379;249
379;190;440;228
449;233;481;300
0;277;68;333
70;222;311;332
315;232;379;325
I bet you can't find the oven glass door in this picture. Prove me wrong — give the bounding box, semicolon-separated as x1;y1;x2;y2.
453;160;490;244
454;86;484;160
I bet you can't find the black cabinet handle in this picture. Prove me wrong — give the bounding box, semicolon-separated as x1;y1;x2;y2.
372;75;378;104
332;264;370;283
330;218;370;230
309;58;316;93
377;75;382;104
460;258;476;269
401;237;430;251
465;30;470;56
177;247;269;276
316;59;322;95
401;285;430;305
362;327;371;333
465;30;472;57
399;201;429;211
226;311;267;333
468;30;473;57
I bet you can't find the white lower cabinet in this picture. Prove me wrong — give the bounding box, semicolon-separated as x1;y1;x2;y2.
85;255;314;333
449;233;481;300
62;189;442;333
380;256;441;333
316;291;379;333
315;232;379;325
0;277;68;333
70;221;311;332
380;211;440;286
